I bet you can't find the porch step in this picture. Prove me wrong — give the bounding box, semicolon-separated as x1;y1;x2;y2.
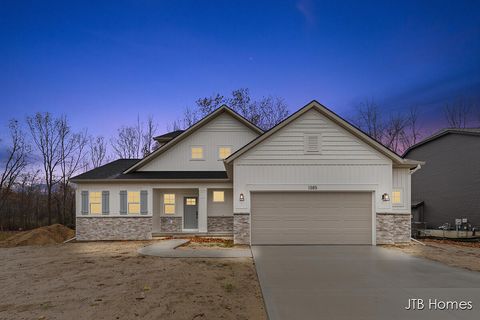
152;232;233;239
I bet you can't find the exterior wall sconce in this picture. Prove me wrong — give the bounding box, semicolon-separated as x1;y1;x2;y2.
239;193;245;201
382;193;390;201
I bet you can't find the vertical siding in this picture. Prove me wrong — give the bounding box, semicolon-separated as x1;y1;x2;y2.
392;168;411;213
138;113;259;171
207;189;234;216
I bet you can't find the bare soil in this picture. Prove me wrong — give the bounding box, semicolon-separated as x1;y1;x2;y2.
385;239;480;272
0;224;74;247
0;241;266;320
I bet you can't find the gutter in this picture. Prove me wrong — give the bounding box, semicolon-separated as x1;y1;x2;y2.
409;164;422;175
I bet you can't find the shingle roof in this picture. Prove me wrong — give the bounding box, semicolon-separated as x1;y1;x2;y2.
403;128;480;156
153;130;184;141
70;159;228;181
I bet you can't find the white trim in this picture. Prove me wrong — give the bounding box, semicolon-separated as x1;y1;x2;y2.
183;196;199;230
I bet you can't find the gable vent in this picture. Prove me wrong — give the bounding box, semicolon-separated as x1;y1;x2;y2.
304;134;321;153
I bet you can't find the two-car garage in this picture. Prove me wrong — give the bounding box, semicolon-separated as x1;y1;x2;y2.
250;192;373;245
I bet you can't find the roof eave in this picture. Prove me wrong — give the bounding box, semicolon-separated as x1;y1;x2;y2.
70;178;231;183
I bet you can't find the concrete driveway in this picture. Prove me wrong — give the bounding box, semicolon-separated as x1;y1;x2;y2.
252;246;480;320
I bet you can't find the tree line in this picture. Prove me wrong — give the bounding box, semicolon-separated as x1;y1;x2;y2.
0;89;478;230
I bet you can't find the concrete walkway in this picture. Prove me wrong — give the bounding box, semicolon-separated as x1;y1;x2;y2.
138;239;252;258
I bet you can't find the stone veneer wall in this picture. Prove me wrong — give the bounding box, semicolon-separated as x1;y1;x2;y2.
207;216;234;233
160;217;183;232
376;213;411;244
76;217;152;241
233;214;250;244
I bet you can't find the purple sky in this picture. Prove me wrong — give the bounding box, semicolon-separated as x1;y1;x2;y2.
1;0;479;144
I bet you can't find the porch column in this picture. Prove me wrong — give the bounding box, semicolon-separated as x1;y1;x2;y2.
198;187;208;232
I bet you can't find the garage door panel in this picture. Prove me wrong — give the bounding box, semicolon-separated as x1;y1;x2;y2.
251;192;372;245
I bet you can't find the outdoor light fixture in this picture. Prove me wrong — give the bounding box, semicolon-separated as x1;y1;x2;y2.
382;193;390;201
239;193;245;201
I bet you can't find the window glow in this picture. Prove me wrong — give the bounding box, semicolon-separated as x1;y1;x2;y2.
128;191;140;214
186;198;196;205
392;190;402;204
191;147;204;159
89;192;101;214
218;147;232;159
213;191;225;202
164;194;175;214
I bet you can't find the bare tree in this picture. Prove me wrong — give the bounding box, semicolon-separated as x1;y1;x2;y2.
171;88;289;131
0;120;30;227
383;113;408;153
27;113;62;225
58;116;88;224
353;99;384;141
110;118;142;159
88;135;108;168
141;115;158;157
444;99;472;128
400;106;422;150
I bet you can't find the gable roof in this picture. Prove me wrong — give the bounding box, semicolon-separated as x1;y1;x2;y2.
225;100;423;169
403;128;480;156
70;159;228;182
124;106;263;173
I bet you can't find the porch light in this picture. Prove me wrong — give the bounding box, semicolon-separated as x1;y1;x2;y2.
382;193;390;202
239;193;245;201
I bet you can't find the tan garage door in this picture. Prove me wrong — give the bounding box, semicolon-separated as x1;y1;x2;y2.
251;192;372;245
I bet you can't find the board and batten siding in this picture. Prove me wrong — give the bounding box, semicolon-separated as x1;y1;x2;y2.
392;168;411;213
138;113;259;171
233;108;399;214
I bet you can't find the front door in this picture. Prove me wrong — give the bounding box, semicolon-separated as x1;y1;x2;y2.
183;197;198;229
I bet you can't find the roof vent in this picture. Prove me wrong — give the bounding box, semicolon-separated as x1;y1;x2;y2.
304;134;321;153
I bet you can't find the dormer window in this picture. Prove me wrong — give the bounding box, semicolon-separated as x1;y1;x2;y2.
304;134;321;153
191;146;204;160
218;146;232;160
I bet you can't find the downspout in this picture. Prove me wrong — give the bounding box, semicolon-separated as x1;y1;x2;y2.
409;164;421;175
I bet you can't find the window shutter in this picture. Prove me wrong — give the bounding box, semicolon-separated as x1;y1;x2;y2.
140;190;148;215
120;190;127;215
81;191;89;215
102;191;110;215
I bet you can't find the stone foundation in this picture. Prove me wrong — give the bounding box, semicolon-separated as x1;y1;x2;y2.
233;214;250;244
160;216;183;232
376;213;411;244
207;216;234;233
76;217;152;241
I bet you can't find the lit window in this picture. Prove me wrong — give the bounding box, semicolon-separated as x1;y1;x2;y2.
213;191;225;202
218;147;232;159
164;194;175;214
186;198;196;206
191;147;204;159
90;192;101;214
128;191;140;214
392;190;402;204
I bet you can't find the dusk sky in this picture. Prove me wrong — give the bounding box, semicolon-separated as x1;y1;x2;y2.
1;0;480;140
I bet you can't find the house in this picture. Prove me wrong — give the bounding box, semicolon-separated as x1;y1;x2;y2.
71;101;423;245
403;128;480;229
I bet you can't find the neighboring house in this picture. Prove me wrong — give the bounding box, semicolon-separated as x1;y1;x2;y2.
403;128;480;229
71;101;423;245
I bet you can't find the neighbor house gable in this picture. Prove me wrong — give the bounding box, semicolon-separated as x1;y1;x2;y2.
125;106;263;173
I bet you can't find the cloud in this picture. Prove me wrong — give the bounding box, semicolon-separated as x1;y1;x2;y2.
296;0;315;26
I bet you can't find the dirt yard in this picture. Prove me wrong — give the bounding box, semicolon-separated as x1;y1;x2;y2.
0;241;266;320
385;239;480;272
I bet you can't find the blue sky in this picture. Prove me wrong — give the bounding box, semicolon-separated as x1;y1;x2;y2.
1;0;479;140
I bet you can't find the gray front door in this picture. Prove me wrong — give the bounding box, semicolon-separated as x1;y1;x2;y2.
183;197;198;229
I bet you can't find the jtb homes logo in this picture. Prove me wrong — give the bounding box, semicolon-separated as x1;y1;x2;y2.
405;298;473;311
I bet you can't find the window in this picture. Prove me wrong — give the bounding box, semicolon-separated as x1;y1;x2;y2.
186;198;196;205
164;194;175;214
89;192;101;214
304;134;321;153
218;146;232;159
128;191;140;214
392;190;402;205
213;191;225;202
191;146;204;160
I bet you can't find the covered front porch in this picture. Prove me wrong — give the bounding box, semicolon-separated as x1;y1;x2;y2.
151;187;234;235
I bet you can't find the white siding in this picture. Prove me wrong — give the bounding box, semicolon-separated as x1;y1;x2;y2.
207;189;234;216
232;109;399;214
392;168;411;213
138;113;259;171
